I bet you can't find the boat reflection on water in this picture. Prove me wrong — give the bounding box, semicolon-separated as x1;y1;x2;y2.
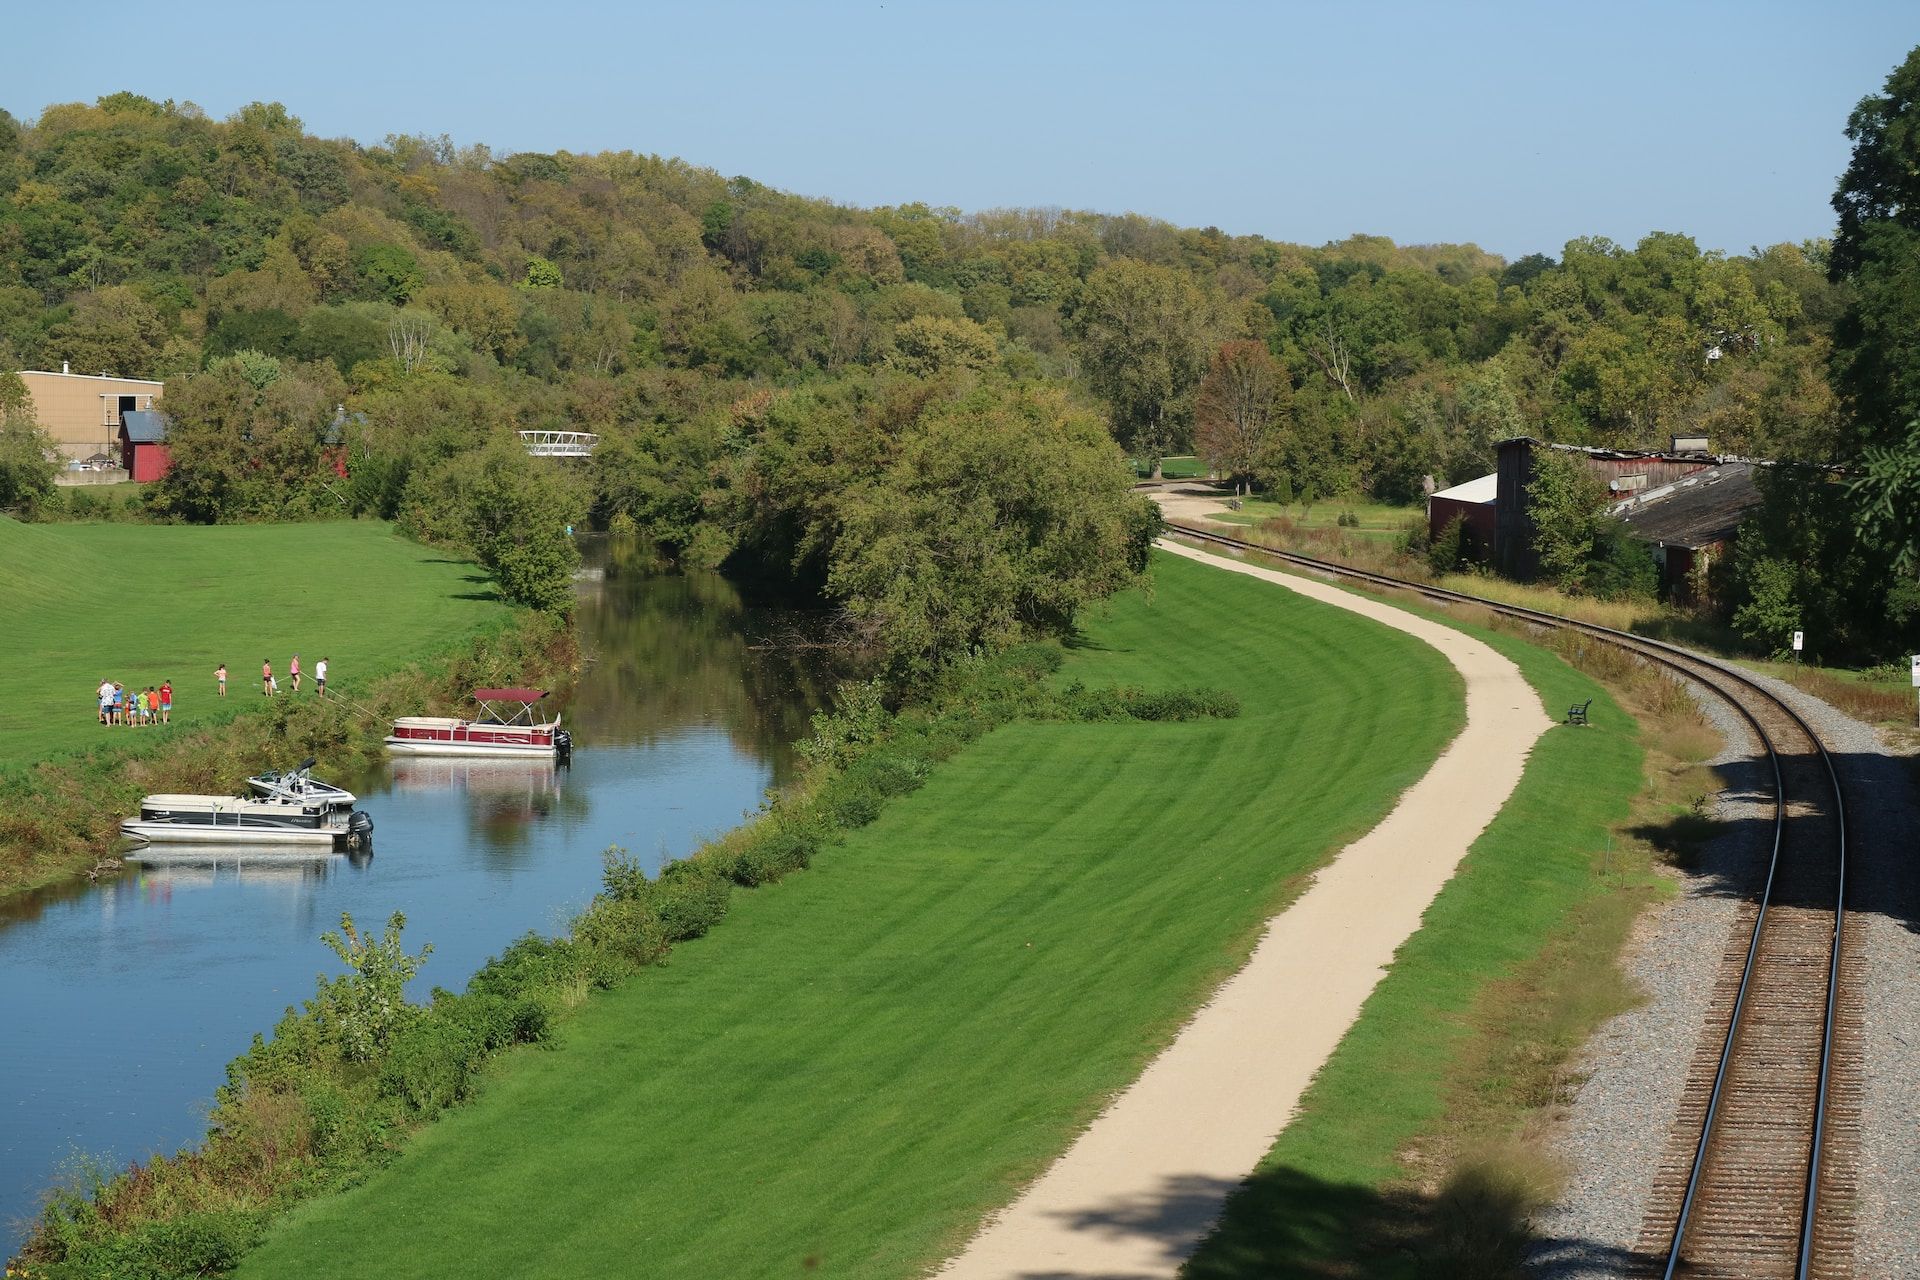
122;843;372;890
389;756;568;832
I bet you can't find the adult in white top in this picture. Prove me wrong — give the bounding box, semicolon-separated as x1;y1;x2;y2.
315;658;329;697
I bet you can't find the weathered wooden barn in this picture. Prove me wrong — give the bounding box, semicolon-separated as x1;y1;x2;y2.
1491;436;1752;583
1614;462;1760;603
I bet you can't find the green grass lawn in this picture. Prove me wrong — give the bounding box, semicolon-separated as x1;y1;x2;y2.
0;519;509;772
1186;622;1642;1275
1135;454;1211;478
237;550;1464;1280
1209;497;1422;543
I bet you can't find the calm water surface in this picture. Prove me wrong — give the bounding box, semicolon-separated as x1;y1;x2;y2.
0;538;840;1251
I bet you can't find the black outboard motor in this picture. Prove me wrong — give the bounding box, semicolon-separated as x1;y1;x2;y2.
555;728;573;764
345;809;375;850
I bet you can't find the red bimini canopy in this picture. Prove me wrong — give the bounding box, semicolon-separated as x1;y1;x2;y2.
472;688;548;703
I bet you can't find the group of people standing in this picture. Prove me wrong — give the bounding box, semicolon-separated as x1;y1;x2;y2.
241;654;329;698
96;679;171;727
93;654;336;726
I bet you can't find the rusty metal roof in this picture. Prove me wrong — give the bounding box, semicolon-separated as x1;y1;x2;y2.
1614;462;1763;549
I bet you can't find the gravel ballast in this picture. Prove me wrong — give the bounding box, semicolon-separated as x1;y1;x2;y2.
1529;670;1920;1278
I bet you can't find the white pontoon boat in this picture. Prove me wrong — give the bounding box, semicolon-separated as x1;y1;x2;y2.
121;792;373;849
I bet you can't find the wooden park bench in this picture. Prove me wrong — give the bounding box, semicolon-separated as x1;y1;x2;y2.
1565;699;1592;727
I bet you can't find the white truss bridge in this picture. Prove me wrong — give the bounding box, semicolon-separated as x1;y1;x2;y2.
519;430;599;458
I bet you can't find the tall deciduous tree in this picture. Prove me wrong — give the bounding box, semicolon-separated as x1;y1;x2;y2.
1830;46;1920;576
1527;449;1610;590
1064;260;1216;476
827;382;1159;681
1193;341;1290;494
149;353;342;522
0;371;57;513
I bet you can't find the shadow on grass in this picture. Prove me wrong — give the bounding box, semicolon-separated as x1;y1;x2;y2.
453;590;504;603
1004;1165;1654;1280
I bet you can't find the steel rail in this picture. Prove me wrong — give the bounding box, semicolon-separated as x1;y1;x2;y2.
1160;519;1850;1278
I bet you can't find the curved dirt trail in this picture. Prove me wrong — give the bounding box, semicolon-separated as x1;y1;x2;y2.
937;539;1553;1279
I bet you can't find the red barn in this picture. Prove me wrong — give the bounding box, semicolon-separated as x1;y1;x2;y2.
113;408;356;482
1426;473;1497;555
119;410;173;482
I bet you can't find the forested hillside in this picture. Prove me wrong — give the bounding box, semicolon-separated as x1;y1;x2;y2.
0;92;1847;477
0;84;1908;659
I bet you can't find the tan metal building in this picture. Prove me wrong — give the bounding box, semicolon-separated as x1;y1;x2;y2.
15;367;165;463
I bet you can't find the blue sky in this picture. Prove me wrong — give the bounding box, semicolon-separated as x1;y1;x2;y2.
9;1;1916;260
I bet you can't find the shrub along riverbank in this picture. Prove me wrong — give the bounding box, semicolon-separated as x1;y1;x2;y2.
14;549;1460;1278
0;518;564;898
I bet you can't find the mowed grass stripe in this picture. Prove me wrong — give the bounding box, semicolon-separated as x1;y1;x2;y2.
238;551;1464;1279
1183;588;1646;1276
0;519;509;771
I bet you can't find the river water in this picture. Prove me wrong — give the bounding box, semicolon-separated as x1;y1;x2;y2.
0;538;841;1253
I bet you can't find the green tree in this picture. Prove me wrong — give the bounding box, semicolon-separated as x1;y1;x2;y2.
1452;363;1525;479
883;314;998;377
522;256;563;289
1731;467;1920;660
828;382;1159;680
402;437;584;612
1527;449;1610;590
466;446;584;613
316;911;431;1063
150;354;342;522
1822;45;1920;631
46;287;169;376
354;244;423;305
0;371;58;513
1065;260;1217;476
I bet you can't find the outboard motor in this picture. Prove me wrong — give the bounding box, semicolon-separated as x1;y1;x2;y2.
345;809;375;850
555;728;573;764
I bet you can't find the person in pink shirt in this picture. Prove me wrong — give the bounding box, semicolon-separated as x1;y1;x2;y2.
290;654;302;694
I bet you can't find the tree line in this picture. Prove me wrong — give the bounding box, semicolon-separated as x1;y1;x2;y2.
0;61;1913;662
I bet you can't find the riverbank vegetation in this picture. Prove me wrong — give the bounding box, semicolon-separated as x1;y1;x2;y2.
14;551;1457;1278
0;517;573;896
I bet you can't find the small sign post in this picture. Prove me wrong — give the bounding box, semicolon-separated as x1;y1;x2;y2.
1791;630;1804;665
1911;654;1919;727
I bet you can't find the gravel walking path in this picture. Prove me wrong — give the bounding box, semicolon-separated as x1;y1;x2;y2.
937;540;1552;1280
1531;669;1919;1278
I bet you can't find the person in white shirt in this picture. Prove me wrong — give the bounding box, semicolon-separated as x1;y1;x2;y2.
97;679;115;725
315;657;329;698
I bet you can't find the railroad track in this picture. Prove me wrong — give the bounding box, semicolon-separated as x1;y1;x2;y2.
1161;520;1855;1278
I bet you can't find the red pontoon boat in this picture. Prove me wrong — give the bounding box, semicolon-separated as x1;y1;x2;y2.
385;688;572;759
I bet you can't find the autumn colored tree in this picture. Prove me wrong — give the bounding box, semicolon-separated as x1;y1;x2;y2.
1193;341;1290;495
